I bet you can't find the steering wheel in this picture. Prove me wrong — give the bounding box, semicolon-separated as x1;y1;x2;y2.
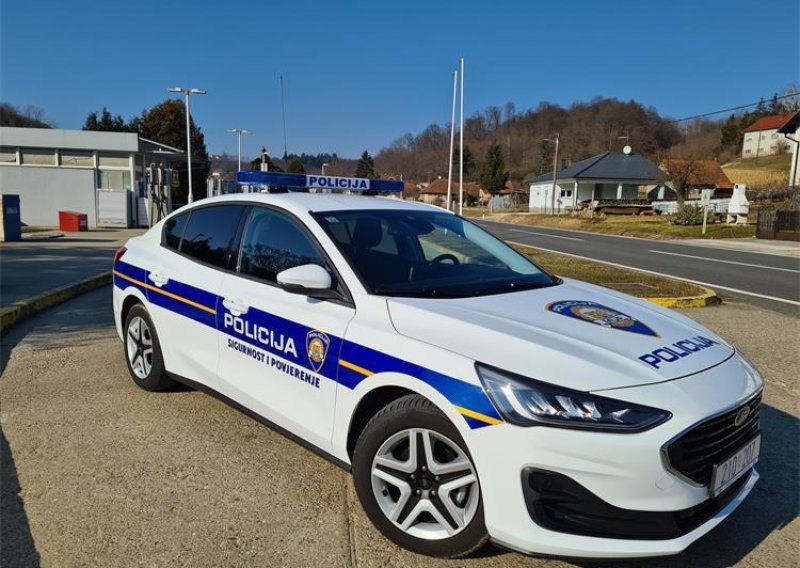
431;253;460;265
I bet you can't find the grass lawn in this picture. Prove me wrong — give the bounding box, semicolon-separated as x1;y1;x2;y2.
465;211;755;240
515;245;706;299
722;153;792;189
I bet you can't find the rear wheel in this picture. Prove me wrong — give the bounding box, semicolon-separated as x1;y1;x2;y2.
123;304;173;391
352;395;488;557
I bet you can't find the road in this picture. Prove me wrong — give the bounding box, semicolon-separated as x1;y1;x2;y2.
476;220;800;312
0;229;143;306
1;289;798;568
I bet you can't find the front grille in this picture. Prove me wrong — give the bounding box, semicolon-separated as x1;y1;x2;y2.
666;393;761;486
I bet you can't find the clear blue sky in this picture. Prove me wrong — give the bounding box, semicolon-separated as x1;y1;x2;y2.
2;0;798;159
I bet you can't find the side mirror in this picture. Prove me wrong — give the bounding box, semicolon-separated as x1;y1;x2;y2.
276;264;339;299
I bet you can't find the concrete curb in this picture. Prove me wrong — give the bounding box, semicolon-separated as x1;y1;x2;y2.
645;286;721;309
0;271;112;335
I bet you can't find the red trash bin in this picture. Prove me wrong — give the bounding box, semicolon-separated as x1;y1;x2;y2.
58;211;88;232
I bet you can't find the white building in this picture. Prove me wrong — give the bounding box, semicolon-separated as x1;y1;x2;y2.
526;150;667;212
776;111;800;186
741;114;795;158
0;127;184;228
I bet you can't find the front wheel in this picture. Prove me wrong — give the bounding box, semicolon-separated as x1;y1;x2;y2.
352;395;488;557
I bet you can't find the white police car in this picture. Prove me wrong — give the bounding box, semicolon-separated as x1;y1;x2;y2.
113;172;762;559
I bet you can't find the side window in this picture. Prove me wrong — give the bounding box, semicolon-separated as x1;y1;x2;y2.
163;212;188;250
239;208;326;283
180;205;245;268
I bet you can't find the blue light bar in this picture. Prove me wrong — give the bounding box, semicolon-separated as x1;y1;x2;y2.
236;171;404;192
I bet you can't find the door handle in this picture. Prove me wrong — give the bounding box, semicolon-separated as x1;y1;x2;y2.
223;297;250;316
148;272;169;287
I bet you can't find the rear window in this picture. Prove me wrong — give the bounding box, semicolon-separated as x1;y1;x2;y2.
163;213;188;250
180;205;246;268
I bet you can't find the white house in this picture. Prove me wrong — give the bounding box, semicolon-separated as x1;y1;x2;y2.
526;150;667;212
0;127;184;228
777;111;800;186
741;113;795;158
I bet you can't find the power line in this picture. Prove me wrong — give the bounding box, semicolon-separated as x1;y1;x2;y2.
670;92;800;123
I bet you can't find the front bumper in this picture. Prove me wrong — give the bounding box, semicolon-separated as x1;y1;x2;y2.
467;354;762;558
521;467;755;541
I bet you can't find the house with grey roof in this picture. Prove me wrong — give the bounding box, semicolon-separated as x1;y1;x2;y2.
525;150;667;212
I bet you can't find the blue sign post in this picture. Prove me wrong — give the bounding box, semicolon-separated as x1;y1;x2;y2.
1;194;21;242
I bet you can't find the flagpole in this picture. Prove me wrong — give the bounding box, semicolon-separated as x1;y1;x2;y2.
446;69;457;211
459;57;464;216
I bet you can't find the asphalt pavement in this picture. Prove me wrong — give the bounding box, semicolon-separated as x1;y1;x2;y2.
1;289;797;568
476;220;800;313
0;229;143;307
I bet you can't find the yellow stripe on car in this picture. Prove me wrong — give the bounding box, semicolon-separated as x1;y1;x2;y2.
113;271;216;315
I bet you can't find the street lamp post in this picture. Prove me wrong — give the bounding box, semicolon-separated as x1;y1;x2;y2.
544;133;560;215
168;87;206;204
228;128;252;171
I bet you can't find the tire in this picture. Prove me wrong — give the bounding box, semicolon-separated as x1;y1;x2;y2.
123;304;173;392
352;394;489;558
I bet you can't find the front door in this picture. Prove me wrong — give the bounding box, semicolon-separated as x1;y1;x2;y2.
216;206;354;452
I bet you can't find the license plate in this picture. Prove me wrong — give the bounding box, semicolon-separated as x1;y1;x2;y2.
710;434;761;497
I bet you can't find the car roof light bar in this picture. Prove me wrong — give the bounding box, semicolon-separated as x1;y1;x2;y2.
235;171;404;194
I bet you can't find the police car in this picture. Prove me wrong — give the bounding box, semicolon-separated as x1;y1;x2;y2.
112;172;762;559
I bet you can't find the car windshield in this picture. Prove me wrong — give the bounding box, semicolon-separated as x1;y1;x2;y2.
313;209;558;298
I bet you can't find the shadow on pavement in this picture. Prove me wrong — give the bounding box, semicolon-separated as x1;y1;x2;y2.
0;428;41;568
0;289;116;567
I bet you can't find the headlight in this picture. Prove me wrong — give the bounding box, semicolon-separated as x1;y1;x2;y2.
476;364;671;432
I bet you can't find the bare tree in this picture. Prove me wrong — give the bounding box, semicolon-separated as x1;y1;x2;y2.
662;158;700;206
774;138;790;154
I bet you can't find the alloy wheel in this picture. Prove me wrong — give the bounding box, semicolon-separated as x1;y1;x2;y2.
370;428;479;540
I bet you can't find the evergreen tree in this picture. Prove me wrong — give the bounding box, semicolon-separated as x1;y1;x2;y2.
82;107;130;132
451;145;475;179
536;139;555;175
479;143;508;195
249;151;283;172
354;150;377;178
286;156;306;174
717;114;742;156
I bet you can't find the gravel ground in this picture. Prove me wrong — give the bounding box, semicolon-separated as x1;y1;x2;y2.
1;290;797;568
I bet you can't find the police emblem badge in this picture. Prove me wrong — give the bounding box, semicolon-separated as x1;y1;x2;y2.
306;330;331;373
547;300;659;337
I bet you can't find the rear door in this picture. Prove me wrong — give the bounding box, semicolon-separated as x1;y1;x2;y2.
216;206;355;452
147;203;246;388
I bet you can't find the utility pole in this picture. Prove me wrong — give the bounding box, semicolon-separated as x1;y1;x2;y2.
544;133;560;215
446;69;457;211
459;57;465;216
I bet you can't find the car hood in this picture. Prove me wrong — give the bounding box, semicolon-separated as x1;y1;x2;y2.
387;278;734;391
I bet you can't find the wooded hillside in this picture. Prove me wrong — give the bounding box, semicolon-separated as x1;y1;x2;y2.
374;92;799;185
375;98;683;184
